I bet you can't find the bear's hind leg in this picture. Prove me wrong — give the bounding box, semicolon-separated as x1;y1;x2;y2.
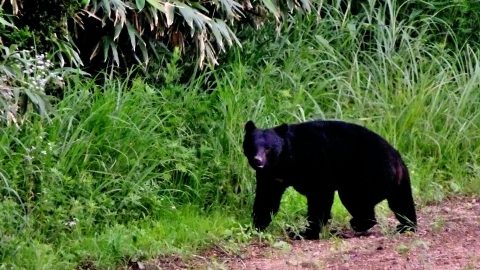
387;182;417;233
338;191;377;233
349;209;377;232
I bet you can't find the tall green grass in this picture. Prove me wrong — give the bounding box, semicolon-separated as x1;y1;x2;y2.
225;0;480;200
1;0;480;268
0;76;254;268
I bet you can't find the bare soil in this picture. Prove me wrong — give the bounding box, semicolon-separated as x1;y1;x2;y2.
135;196;480;270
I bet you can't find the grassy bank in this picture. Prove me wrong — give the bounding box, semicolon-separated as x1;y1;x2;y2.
1;1;480;268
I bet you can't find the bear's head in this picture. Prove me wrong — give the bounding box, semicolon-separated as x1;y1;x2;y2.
243;120;289;170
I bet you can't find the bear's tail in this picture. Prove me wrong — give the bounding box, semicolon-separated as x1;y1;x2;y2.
387;160;417;232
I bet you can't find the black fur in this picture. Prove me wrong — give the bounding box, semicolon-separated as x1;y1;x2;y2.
243;120;417;239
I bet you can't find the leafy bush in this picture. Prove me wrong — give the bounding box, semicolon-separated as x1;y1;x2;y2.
1;0;311;75
0;46;72;126
1;0;82;66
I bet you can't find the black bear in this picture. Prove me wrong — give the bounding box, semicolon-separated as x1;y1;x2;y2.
243;119;417;239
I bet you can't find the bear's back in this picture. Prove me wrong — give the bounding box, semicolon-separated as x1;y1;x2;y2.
285;120;401;170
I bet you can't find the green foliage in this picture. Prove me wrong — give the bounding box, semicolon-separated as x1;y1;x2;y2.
1;0;312;74
404;0;480;45
0;46;74;126
2;0;480;77
79;0;242;68
0;60;254;267
0;8;14;30
0;204;242;269
1;0;480;268
230;0;480;199
1;0;83;66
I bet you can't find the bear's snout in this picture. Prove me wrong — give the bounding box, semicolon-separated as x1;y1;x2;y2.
253;155;265;168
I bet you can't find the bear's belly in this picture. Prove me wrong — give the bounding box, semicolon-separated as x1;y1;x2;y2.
292;184;308;195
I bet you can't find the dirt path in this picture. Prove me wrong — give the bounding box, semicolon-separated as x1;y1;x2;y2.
140;197;480;270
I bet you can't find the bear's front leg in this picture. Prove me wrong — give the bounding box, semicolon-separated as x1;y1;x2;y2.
295;191;335;240
252;173;287;231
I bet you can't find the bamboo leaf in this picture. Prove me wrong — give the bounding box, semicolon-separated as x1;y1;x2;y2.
298;0;311;12
177;5;195;34
126;21;137;51
137;37;149;64
136;0;146;10
102;0;111;17
213;20;234;46
114;21;123;40
204;42;218;66
224;21;241;47
165;2;175;27
0;17;16;28
90;41;101;61
260;0;280;20
197;32;206;68
286;0;294;11
111;42;120;66
209;23;224;51
145;0;166;13
217;0;243;18
189;2;209;13
102;37;111;63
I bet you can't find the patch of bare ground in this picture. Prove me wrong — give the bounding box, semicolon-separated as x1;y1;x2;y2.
140;196;480;270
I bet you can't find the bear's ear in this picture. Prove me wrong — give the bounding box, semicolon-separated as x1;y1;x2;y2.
274;123;289;137
245;120;256;133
